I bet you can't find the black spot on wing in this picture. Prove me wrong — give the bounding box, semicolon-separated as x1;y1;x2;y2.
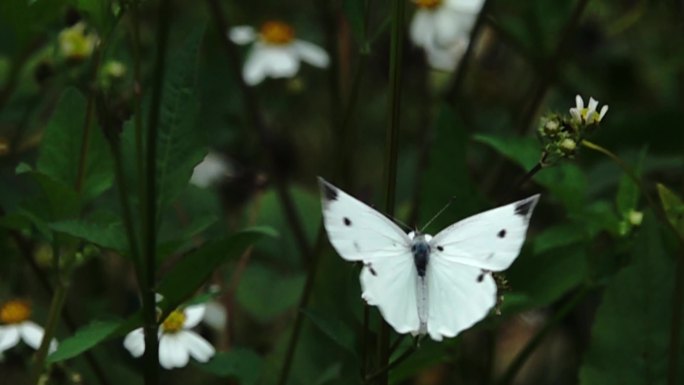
343;217;352;226
514;195;539;219
322;183;338;201
477;269;491;283
365;262;377;276
498;229;506;238
437;246;444;252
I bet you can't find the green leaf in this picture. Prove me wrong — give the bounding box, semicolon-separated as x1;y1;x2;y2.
579;215;682;384
49;219;127;253
656;183;684;238
36;88;113;202
155;27;206;211
236;263;305;323
157;227;274;312
47;319;122;363
197;349;263;385
532;222;587;254
615;148;646;216
301;308;356;356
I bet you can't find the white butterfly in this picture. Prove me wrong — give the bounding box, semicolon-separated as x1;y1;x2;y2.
318;177;540;341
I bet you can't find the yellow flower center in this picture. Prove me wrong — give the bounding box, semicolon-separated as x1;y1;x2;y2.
0;300;31;324
414;0;443;9
161;310;186;334
260;21;295;45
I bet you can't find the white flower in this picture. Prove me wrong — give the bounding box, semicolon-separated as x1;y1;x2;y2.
190;152;232;188
123;304;215;369
229;21;330;86
410;0;485;71
0;300;58;354
569;95;609;124
202;300;228;332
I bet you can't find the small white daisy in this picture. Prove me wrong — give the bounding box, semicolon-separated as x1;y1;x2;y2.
0;299;58;354
229;21;330;86
190;152;232;188
410;0;484;71
569;95;609;124
123;304;215;369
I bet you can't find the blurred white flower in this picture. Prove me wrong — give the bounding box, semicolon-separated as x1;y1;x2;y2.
190;152;232;188
202;300;228;332
229;21;329;85
569;95;609;124
0;300;58;354
58;22;99;61
123;304;215;369
410;0;484;71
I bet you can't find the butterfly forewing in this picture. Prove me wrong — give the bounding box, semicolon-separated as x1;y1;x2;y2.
429;195;540;272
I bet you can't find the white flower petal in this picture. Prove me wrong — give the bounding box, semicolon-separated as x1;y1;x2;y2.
243;46;270;86
190;152;231;188
293;40;329;68
183;304;206;329
588;97;598;112
203;301;228;331
575;94;584;110
178;331;215;363
425;38;468;71
0;326;20;352
123;327;146;358
599;105;608;120
410;9;436;48
159;334;189;369
445;0;485;13
569;108;581;122
262;46;300;79
433;8;469;48
19;321;46;350
229;26;257;45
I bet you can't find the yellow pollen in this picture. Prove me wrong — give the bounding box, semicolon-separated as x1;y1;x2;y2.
0;300;31;324
161;310;186;334
414;0;442;9
260;21;295;45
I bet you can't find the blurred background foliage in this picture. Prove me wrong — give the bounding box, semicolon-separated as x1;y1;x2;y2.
0;0;683;384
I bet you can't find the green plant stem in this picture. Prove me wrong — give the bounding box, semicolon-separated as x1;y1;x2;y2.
365;340;418;384
30;277;69;385
497;286;590;385
378;0;406;383
581;139;684;385
131;2;146;211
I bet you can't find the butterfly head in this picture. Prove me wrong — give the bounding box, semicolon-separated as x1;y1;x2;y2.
410;235;432;277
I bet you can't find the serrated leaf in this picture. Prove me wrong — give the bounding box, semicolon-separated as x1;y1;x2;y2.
156;227;273;313
155;27;206;211
197;349;263;385
48;319;122;363
49;219;127;253
36;88;113;202
301;308;356;356
579;215;683;384
656;183;684;238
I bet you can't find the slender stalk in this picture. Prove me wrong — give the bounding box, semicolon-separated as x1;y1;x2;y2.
30;276;69;385
365;341;418;384
378;0;406;383
131;1;146;210
140;0;172;383
497;286;590;385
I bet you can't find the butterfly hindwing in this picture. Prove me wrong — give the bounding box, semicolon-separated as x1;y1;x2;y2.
318;178;421;333
429;195;540;272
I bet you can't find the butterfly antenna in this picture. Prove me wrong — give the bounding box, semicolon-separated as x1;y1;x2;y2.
388;214;412;232
421;196;456;232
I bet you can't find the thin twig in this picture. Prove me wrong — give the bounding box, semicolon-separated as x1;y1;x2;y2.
364;340;418;384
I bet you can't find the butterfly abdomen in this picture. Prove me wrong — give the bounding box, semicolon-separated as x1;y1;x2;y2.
411;239;431;277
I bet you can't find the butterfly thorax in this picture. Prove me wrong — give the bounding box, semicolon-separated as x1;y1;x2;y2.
410;234;432;277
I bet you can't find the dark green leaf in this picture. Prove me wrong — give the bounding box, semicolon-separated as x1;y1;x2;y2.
47;319;122;363
36;88;113;202
615;148;646;216
579;215;682;384
49;219;127;253
156;27;206;211
236;263;305;323
301;308;356;356
157;227;274;313
656;183;684;238
198;349;263;385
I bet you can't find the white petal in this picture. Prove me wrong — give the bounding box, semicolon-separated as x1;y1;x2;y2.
569;108;581;121
588;97;598;111
183;304;206;329
433;9;468;48
575;94;584;110
410;10;436;48
445;0;485;13
229;26;257;45
19;321;46;350
190;152;231;188
599;105;609;120
159;334;189;369
123;327;146;358
425;38;468;71
0;326;20;352
243;46;270;86
293;40;329;68
261;46;300;79
178;331;215;363
203;301;228;331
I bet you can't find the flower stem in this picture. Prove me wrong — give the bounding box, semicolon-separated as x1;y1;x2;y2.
497;286;590;385
365;339;418;384
378;0;406;382
30;275;69;385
